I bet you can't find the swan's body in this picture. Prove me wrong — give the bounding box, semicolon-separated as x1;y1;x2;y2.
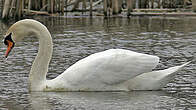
4;19;189;91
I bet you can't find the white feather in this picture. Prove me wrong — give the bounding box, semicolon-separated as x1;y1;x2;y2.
6;19;190;91
50;49;160;91
125;62;191;90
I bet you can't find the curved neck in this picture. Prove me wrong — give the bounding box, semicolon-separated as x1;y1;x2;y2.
29;27;53;91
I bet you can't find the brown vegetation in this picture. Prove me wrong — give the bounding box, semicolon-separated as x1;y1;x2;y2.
0;0;195;19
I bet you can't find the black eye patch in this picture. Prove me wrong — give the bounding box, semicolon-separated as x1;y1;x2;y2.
4;33;13;45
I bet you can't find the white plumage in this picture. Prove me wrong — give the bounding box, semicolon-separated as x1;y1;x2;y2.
4;19;189;91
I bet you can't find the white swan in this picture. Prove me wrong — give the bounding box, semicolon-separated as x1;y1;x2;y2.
3;19;190;92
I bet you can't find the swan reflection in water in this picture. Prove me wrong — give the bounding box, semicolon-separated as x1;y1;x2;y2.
29;91;177;110
0;91;186;110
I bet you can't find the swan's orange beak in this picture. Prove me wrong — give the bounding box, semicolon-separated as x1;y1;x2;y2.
5;40;14;58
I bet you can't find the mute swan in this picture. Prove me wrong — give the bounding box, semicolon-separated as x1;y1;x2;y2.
3;19;190;91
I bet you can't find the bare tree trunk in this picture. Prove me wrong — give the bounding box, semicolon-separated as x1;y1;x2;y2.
193;0;196;12
140;0;147;8
0;0;2;15
37;0;41;10
21;0;24;11
58;0;60;12
48;0;54;13
90;0;92;16
118;0;122;11
159;0;163;8
61;0;64;14
135;0;139;8
55;0;57;13
112;0;117;14
9;0;16;17
55;0;58;13
65;0;67;15
151;0;154;8
127;0;135;17
112;0;119;15
157;0;160;8
103;0;107;16
48;0;51;13
15;0;23;19
34;0;38;10
82;0;86;9
51;0;54;13
42;0;46;8
82;0;86;14
28;0;31;13
2;0;11;19
183;0;186;8
18;0;24;18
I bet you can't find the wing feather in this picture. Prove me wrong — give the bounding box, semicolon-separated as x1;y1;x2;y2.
57;49;159;87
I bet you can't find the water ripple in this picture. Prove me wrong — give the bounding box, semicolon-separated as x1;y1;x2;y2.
0;17;195;109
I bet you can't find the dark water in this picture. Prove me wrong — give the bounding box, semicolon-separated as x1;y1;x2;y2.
0;16;196;110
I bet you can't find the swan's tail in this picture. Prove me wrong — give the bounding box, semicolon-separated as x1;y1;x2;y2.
126;61;191;90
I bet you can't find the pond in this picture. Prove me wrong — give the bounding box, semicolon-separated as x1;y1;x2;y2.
0;16;195;109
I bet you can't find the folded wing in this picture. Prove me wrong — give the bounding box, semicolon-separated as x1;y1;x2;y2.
56;49;160;89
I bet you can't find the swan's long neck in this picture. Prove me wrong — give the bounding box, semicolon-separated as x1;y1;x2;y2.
29;25;53;91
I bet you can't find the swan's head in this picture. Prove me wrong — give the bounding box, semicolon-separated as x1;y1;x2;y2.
3;19;46;58
4;32;15;58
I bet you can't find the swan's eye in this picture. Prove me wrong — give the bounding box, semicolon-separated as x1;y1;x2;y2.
4;39;8;45
4;33;13;46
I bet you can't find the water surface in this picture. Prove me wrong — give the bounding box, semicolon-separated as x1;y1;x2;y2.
0;16;195;109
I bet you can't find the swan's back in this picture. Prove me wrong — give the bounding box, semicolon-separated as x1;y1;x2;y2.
51;49;159;91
